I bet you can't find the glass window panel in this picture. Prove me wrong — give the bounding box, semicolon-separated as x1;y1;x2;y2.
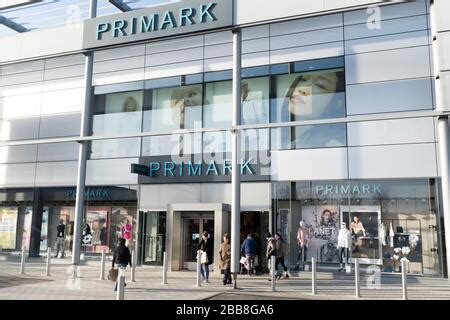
143;84;203;132
272;68;346;123
203;131;231;154
90;138;141;159
93;90;143;137
241;129;269;151
204;81;232;129
293;123;346;149
142;133;202;156
241;77;270;125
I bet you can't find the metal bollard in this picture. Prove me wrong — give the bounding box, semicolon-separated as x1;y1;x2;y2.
162;252;168;285
131;250;136;282
196;256;202;287
401;259;408;300
100;250;106;280
311;258;316;295
117;269;125;300
271;257;276;292
20;246;26;275
46;247;51;276
355;259;360;298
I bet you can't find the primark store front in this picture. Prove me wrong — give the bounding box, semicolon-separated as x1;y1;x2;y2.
0;0;449;277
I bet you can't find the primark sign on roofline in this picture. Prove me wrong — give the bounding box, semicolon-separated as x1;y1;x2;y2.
83;0;233;50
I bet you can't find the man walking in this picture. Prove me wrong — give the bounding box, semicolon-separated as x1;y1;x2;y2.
55;219;66;258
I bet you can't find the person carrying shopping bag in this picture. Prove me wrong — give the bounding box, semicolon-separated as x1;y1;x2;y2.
197;230;213;283
111;238;132;291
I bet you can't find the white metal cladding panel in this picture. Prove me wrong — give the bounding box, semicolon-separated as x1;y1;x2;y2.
270;13;342;36
344;0;427;25
0;117;40;141
344;15;428;40
243;38;269;54
93;44;145;62
41;88;84;115
146;35;204;54
345;46;431;84
0;93;42;118
0;145;37;164
438;31;450;71
0;163;36;187
270;41;344;65
39;113;81;138
37;143;78;162
203;56;233;72
86;158;138;185
434;0;450;32
43;77;85;92
146;47;204;67
145;60;204;79
346;77;433;114
242;52;270;68
1;60;45;75
93;55;145;74
441;71;450;110
242;25;270;40
204;31;231;46
45;54;85;69
270;27;344;51
139;184;201;209
348;143;438;179
1;70;44;86
43;64;85;81
204;43;232;59
345;30;429;55
92;68;145;86
35;161;78;186
271;148;348;181
347;117;435;147
199;183;271;210
0;82;42;97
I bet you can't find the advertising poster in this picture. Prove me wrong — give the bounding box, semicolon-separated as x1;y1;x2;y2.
302;206;339;262
21;208;33;250
0;207;18;249
85;208;109;253
39;208;49;251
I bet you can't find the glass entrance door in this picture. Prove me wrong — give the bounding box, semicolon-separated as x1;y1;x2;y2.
181;214;214;270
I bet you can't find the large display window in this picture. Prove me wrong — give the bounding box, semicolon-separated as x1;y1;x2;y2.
0;207;18;249
272;179;442;276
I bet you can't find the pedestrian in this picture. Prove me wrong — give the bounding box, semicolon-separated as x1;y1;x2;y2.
112;238;132;291
275;232;289;279
240;232;257;275
54;219;66;258
265;232;276;281
197;230;213;283
218;233;232;286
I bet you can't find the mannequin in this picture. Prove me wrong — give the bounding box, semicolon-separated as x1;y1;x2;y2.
296;221;309;270
337;222;352;272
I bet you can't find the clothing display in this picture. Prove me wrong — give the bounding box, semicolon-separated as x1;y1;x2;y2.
379;223;386;246
337;227;352;249
389;222;394;248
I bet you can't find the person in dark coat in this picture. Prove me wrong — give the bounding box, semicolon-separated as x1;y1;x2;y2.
219;233;232;285
197;230;213;283
112;238;132;291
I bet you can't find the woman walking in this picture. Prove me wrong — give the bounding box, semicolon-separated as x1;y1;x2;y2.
219;233;232;285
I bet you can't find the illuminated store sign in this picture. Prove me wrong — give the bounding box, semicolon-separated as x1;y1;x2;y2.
83;0;232;49
132;155;270;184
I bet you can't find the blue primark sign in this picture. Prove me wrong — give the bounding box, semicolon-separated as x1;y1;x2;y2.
132;155;270;184
83;0;233;49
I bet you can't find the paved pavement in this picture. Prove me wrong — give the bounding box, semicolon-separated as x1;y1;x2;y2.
1;254;450;300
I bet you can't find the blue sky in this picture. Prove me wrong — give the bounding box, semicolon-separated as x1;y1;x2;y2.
0;0;180;37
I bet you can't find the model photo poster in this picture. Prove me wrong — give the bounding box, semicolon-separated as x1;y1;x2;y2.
302;206;340;262
0;207;18;249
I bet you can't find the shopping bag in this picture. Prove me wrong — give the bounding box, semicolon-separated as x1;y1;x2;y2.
108;268;118;282
239;256;247;265
200;251;209;264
